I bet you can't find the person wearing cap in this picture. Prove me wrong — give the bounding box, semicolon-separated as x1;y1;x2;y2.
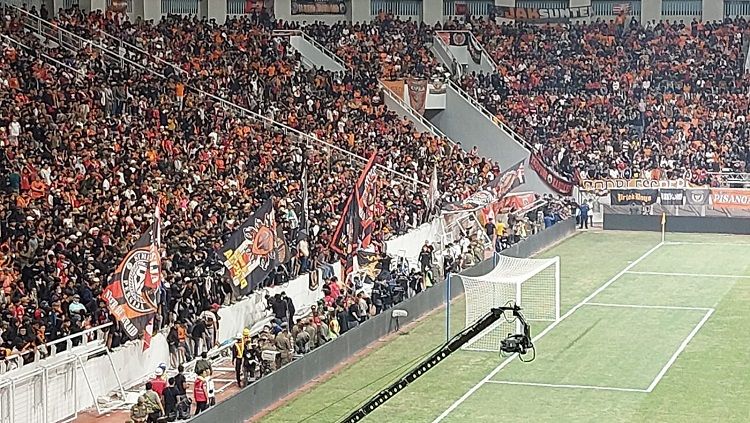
149;367;167;396
231;332;245;387
275;322;293;366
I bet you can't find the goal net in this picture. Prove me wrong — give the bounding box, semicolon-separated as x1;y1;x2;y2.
460;254;560;352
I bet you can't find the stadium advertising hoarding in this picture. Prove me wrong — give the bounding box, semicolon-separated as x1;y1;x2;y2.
710;188;750;208
494;5;592;22
291;0;346;15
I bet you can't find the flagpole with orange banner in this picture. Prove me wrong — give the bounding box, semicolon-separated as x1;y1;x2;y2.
661;212;666;243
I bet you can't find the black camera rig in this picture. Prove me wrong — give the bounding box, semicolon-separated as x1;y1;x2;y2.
339;303;534;423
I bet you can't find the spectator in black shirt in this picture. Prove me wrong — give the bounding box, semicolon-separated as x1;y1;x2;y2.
162;377;179;421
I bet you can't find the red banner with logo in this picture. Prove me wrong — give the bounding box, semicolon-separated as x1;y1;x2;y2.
529;154;574;195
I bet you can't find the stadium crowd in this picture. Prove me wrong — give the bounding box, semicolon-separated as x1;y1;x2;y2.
0;6;523;372
458;17;750;184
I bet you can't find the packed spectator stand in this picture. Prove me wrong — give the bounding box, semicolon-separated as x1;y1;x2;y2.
455;17;750;185
0;5;545;389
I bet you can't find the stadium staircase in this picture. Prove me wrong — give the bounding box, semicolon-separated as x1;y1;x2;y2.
424;32;555;194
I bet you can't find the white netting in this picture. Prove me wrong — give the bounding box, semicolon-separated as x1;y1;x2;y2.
461;254;560;352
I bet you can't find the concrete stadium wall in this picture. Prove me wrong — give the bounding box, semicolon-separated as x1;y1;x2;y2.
190;218;576;423
603;213;750;235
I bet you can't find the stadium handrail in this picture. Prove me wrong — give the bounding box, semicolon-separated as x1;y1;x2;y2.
5;4;427;188
270;29;349;73
0;353;22;375
0;33;85;76
379;79;455;143
434;29;500;71
447;78;535;152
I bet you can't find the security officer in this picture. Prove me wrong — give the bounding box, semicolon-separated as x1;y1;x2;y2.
231;333;245;387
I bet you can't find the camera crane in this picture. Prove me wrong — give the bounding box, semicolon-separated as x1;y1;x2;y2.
339;304;533;423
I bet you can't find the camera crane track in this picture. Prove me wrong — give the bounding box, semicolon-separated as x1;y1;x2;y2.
339;304;533;423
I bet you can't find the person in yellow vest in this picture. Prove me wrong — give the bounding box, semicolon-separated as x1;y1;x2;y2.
231;333;245;387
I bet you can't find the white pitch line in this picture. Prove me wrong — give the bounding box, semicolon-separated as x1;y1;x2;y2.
585;302;712;312
486;380;648;393
646;308;714;393
626;271;750;279
431;242;664;423
665;241;750;247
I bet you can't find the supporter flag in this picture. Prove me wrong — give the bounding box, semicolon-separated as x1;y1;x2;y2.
219;199;287;295
427;166;439;217
467;35;482;65
443;159;526;213
356;250;388;284
101;204;163;340
330;153;379;278
142;317;154;352
612;3;631;14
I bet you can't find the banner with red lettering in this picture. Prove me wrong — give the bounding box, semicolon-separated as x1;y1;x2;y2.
529;153;574;195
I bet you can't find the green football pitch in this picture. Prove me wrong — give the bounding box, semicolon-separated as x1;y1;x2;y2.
262;230;750;422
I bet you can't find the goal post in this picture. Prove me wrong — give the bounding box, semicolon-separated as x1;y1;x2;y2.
460;255;560;352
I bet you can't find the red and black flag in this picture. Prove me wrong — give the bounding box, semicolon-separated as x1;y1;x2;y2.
330;153;379;277
443;159;526;213
101;204;162;340
219;199;287;296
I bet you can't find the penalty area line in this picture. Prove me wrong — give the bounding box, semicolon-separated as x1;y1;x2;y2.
486;380;648;393
625;271;750;279
646;308;714;393
584;302;712;312
430;242;665;423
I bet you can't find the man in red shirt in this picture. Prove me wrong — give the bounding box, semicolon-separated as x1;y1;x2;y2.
149;367;167;396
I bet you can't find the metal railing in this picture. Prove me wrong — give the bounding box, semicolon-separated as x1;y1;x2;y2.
443;0;495;17
448;79;535;153
379;81;455;145
371;0;422;18
19;322;113;369
5;4;427;188
0;33;85;77
591;0;642;17
0;354;21;375
271;29;347;76
661;0;702;17
726;0;750;17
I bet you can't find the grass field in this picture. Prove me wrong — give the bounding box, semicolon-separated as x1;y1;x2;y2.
262;230;750;423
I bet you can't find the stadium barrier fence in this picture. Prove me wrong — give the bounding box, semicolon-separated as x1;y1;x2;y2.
189;218;576;423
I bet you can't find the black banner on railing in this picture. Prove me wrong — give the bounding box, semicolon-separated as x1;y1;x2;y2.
291;0;347;14
659;189;685;206
529;153;574;195
610;189;659;205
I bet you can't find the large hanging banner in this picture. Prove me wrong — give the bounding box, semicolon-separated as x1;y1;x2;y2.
219;199;287;295
529;153;574;195
291;0;347;15
381;79;406;101
494;5;592;22
443;159;526;213
659;189;685;206
407;79;428;115
101;208;162;340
